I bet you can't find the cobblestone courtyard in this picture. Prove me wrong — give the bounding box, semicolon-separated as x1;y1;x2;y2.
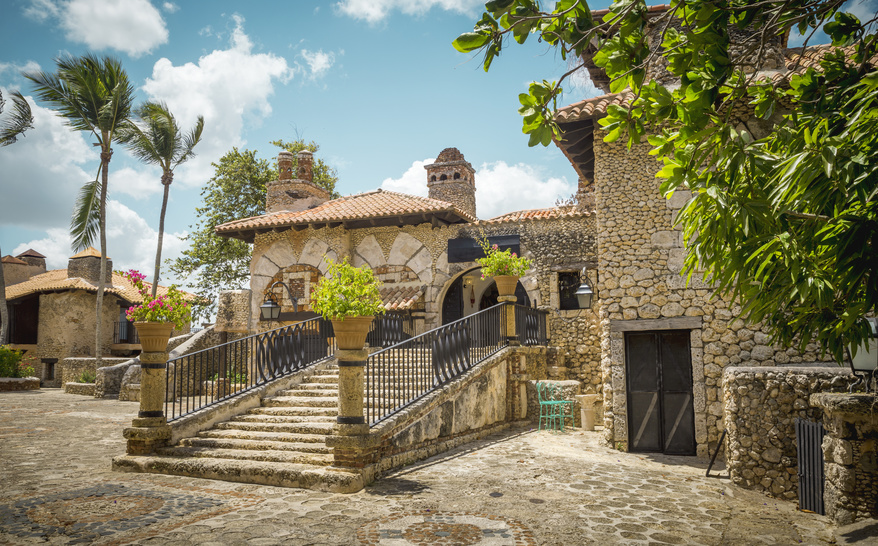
1;389;876;545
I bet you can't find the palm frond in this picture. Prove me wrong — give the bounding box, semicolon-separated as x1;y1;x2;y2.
70;178;102;252
0;91;34;146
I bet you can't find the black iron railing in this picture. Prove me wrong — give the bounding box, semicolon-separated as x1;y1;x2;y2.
114;321;139;344
165;316;335;422
365;303;509;426
367;311;415;347
516;306;549;346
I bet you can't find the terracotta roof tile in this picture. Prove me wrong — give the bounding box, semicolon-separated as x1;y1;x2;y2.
16;249;45;258
555;91;637;123
379;284;425;311
480;206;589;225
2;255;28;265
70;247;105;259
5;269;189;304
216;189;476;236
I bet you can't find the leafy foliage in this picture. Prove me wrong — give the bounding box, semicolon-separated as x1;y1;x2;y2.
457;0;878;362
168;140;339;322
476;237;532;277
0;90;34;147
0;345;35;378
309;259;386;320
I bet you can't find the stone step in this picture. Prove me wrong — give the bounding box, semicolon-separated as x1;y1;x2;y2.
308;375;339;384
198;429;327;444
274;388;339;397
213;421;334;435
263;396;337;407
179;437;332;454
231;414;337;424
156;446;334;466
295;382;340;391
248;406;337;417
112;455;362;493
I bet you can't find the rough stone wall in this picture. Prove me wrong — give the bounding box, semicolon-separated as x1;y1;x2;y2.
215;290;252;333
593;136;835;457
265;179;329;213
2;262;45;286
722;367;851;500
34;291;120;369
61;356;129;387
427;182;476;218
67;256;112;285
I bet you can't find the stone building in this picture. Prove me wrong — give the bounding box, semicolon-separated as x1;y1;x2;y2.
2;247;189;387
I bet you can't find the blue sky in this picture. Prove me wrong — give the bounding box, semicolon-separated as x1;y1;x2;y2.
0;0;612;287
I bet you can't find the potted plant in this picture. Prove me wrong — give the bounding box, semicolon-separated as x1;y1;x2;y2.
309;258;385;350
476;237;532;296
120;269;191;352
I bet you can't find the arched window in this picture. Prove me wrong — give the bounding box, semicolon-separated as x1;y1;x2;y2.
431;175;437;182
440;174;447;181
453;172;460;180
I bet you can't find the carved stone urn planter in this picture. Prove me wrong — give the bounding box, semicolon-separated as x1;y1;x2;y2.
134;322;174;352
331;316;375;350
494;275;519;297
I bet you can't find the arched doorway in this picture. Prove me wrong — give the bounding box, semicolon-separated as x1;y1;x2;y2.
441;272;530;325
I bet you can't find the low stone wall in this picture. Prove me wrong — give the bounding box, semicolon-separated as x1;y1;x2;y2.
722;366;852;500
61;357;129;389
0;377;40;391
65;382;96;396
525;380;581;428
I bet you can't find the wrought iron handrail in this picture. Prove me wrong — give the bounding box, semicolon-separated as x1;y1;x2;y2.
367;311;415;347
516;305;549;346
365;303;510;426
165;316;336;422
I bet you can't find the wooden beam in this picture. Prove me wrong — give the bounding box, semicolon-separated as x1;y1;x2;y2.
609;317;703;332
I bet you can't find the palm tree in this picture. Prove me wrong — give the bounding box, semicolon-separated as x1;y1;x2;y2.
119;102;204;298
26;54;134;363
0;90;35;344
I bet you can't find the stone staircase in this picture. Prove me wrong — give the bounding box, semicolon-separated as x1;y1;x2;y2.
113;364;367;492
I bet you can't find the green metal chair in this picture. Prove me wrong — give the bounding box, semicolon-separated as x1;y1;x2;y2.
536;382;575;431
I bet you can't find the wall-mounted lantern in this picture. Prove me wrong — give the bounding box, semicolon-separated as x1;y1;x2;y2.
575;268;596;309
259;281;298;321
847;317;878;392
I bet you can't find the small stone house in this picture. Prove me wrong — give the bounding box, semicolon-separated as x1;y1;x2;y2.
2;247;189;387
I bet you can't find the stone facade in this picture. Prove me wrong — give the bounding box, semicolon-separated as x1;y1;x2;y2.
214;290;252;333
722;366;851;500
67;255;113;285
592;136;836;457
426;147;476;219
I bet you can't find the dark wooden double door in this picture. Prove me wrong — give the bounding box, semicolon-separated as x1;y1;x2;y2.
625;330;695;455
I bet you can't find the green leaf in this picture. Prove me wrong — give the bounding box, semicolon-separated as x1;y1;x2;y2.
453;32;490;52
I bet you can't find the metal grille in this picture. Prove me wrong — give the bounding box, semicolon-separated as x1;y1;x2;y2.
795;418;826;515
515;305;549;346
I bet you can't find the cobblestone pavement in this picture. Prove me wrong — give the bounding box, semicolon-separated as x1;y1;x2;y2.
2;389;876;545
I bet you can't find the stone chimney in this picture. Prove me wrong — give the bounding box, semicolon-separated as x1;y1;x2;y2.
425;147;476;219
265;150;330;214
68;247;112;285
3;249;48;285
16;249;47;270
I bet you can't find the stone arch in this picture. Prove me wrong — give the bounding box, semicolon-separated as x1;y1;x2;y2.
440;174;447;181
388;232;432;284
453;172;460;180
265;264;321;312
352;234;387;269
430;175;437;182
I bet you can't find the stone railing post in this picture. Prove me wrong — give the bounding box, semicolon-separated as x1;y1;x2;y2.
325;349;379;473
499;296;519;346
122;351;171;454
810;392;878;525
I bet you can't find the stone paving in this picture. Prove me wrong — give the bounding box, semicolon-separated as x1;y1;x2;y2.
2;389;877;545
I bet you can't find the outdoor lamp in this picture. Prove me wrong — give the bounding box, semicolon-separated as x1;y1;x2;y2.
259;281;298;321
846;317;878;392
575;268;596;309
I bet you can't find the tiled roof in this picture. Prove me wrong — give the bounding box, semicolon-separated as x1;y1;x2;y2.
379;284;425;311
16;249;45;258
556;44;871;124
481;206;589;224
2;255;28;265
70;247;105;259
6;269;187;304
216;189;476;240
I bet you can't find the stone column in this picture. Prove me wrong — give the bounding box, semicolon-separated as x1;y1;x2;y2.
810;392;878;525
123;351;171;454
498;296;519;346
325;349;379;472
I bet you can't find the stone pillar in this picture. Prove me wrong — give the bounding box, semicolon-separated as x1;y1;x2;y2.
297;150;313;182
499;296;519;346
810;392;878;525
325;349;379;471
123;351;170;454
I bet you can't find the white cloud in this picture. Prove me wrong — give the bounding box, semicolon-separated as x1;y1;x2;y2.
475;161;574;219
162;1;178;13
300;49;337;79
381;158;575;219
109;166;164;199
0;89;93;233
0;61;42;89
13;200;188;286
380;158;433;196
335;0;484;23
141;14;293;190
22;0;168;57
